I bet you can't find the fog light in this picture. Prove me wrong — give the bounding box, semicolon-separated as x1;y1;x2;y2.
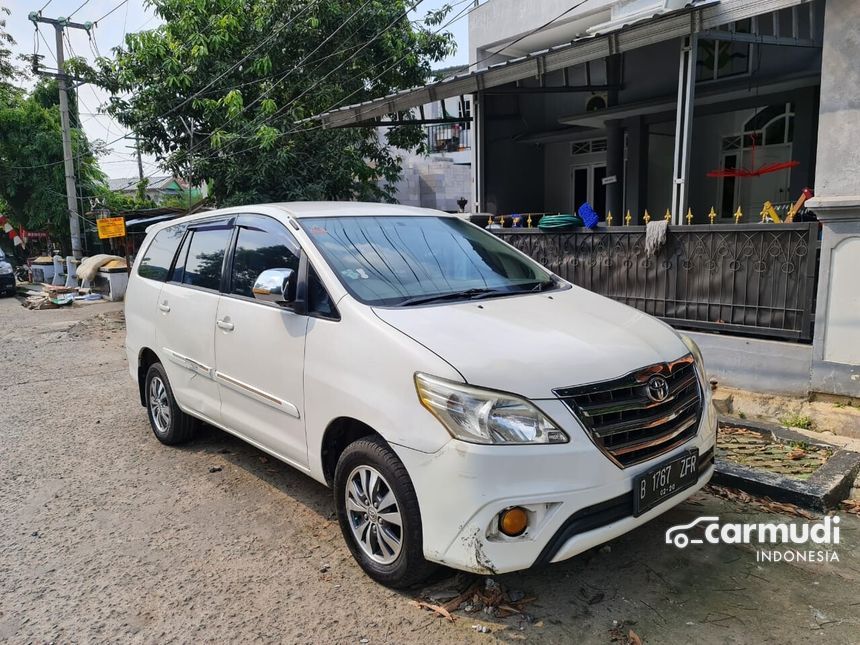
498;507;528;537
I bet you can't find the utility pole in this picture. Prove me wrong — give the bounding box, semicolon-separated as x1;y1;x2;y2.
178;116;194;212
135;134;144;181
28;13;93;259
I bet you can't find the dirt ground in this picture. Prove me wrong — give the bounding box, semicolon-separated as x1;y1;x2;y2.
1;296;859;644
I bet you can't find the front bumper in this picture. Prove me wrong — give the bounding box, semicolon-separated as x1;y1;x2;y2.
392;397;717;574
0;272;15;292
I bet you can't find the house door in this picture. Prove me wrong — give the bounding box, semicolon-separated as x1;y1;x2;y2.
719;144;792;218
571;164;607;217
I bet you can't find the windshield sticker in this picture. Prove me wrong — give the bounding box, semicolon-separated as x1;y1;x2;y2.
341;268;370;280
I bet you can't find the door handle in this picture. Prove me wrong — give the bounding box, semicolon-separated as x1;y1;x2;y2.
158;302;171;313
216;319;234;331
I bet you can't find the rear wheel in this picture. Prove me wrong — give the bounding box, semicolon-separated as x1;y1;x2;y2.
144;362;196;445
334;436;436;588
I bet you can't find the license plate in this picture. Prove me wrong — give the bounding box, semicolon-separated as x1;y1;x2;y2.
633;449;699;516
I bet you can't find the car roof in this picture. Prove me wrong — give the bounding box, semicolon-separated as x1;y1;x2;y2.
272;202;454;219
145;201;458;235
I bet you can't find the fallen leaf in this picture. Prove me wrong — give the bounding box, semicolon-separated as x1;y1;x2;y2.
411;601;456;622
840;500;860;515
628;628;643;645
442;580;481;612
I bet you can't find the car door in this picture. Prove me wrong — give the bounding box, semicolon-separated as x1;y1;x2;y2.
213;214;310;468
155;218;234;424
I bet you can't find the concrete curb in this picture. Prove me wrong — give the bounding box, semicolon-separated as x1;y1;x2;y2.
714;416;860;511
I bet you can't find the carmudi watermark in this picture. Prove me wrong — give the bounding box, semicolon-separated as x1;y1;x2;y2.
665;515;841;563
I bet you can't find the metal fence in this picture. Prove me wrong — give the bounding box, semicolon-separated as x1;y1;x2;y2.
426;123;470;153
495;223;820;342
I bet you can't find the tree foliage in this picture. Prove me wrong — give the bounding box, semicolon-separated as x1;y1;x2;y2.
0;5;18;99
0;79;105;242
91;0;456;206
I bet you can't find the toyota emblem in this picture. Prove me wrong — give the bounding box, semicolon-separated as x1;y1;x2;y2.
646;375;670;402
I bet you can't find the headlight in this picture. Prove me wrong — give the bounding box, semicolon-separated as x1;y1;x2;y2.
415;373;568;445
0;262;12;275
680;334;707;385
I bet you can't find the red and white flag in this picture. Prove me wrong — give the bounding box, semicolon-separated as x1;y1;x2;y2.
0;215;25;247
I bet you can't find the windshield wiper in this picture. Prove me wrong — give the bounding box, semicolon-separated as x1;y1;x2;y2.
398;288;507;307
513;278;556;293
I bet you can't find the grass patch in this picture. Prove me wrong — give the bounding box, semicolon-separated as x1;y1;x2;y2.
779;413;813;429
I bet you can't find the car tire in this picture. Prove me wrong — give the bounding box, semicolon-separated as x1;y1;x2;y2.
334;436;436;588
144;362;196;445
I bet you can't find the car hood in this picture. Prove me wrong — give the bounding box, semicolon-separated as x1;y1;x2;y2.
372;285;689;399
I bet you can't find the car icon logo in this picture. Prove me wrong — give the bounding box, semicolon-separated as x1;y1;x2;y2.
646;375;670;402
665;516;720;548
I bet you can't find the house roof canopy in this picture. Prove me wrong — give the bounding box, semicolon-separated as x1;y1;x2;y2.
313;0;810;129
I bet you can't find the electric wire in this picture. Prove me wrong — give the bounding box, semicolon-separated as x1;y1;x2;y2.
13;0;475;175
93;0;129;26
67;0;94;21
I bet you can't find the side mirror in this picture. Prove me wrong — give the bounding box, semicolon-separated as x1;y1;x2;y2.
252;268;296;305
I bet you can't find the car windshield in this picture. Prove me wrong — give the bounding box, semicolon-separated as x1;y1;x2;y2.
300;216;555;306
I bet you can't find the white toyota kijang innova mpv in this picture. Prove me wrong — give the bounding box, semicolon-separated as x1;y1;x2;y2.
125;202;716;587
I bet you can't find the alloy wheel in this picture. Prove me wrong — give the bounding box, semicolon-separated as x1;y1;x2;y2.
148;376;171;434
345;465;403;564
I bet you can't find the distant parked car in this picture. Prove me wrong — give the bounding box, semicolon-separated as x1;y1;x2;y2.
0;249;15;296
124;202;717;587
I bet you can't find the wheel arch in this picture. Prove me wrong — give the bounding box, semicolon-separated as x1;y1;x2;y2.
320;417;385;486
137;347;161;406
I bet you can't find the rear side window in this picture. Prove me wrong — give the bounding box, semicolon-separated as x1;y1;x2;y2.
182;228;232;291
230;222;301;298
137;224;186;281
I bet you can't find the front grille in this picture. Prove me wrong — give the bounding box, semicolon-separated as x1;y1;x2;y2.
554;355;702;467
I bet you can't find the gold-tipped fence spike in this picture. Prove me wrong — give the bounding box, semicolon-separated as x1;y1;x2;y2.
606;211;613;227
686;208;694;225
625;210;632;226
643;209;651;225
734;206;743;224
664;209;672;223
708;207;717;224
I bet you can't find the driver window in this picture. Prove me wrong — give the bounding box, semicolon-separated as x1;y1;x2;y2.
230;221;301;298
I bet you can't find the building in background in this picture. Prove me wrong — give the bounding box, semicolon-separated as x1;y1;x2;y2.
316;0;860;401
381;67;472;212
107;176;206;205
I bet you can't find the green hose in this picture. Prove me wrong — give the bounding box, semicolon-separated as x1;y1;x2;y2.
537;214;584;230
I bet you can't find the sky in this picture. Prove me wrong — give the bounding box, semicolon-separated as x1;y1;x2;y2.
4;0;471;180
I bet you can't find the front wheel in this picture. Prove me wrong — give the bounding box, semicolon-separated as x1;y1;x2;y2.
334;436;436;588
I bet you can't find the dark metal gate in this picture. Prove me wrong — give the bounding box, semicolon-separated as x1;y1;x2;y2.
495;223;819;341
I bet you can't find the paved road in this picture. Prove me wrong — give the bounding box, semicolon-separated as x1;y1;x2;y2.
1;296;858;643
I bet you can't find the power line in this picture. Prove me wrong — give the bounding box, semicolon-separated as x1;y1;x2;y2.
156;0;323;122
196;0;480;160
9;0;362;169
67;0;94;21
19;1;480;202
115;0;476;173
188;0;570;165
93;0;129;26
36;27;57;65
13;0;457;172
